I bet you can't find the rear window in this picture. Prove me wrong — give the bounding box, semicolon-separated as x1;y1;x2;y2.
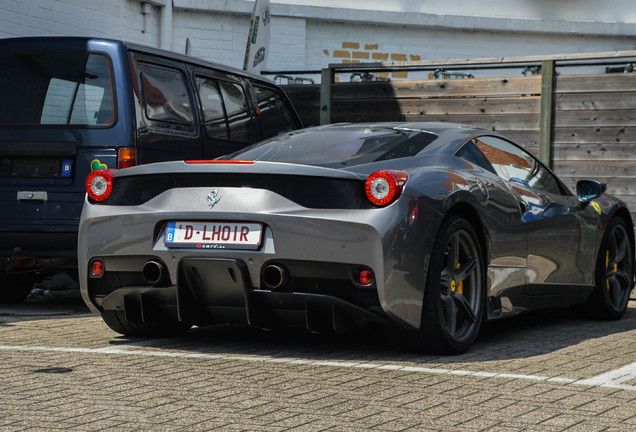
0;50;115;127
228;126;437;168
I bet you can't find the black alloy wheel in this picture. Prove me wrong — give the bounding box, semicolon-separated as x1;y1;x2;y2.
585;217;634;320
418;215;485;354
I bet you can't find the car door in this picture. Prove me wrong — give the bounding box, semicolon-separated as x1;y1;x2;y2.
473;136;597;290
456;139;528;315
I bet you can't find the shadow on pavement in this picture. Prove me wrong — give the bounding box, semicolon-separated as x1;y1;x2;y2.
105;302;636;364
0;273;91;322
4;278;635;363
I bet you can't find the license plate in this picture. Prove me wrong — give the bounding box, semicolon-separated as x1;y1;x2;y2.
164;221;263;250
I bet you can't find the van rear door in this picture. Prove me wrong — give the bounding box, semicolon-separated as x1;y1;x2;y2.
0;38;130;259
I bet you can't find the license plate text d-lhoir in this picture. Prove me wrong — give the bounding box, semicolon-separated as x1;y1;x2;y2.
164;221;262;250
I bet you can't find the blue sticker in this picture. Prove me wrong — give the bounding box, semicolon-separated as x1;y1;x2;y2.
165;222;176;243
61;159;73;177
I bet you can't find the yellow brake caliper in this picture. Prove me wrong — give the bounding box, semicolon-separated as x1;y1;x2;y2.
605;250;617;291
446;246;464;295
446;244;465;313
455;263;464;295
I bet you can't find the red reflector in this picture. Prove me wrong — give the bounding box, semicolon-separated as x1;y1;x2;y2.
409;203;419;226
86;169;114;202
365;170;408;206
91;260;104;277
359;270;374;286
118;147;136;169
184;160;255;164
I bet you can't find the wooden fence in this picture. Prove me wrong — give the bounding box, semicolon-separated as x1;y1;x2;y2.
281;51;636;216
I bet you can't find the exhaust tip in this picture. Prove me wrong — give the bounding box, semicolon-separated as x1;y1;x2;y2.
142;260;167;285
262;264;289;290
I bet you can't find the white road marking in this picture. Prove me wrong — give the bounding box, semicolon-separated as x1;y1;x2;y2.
575;362;636;391
0;344;634;391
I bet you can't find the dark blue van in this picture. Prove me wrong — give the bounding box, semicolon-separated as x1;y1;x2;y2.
0;37;302;302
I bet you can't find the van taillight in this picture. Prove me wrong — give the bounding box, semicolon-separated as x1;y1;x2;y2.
118;147;136;169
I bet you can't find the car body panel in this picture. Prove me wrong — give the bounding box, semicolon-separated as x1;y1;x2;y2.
77;123;633;334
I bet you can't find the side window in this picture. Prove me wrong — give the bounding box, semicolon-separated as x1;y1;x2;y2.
473;136;563;195
196;76;255;143
197;78;229;140
138;63;194;130
252;84;299;139
220;81;254;143
456;141;495;173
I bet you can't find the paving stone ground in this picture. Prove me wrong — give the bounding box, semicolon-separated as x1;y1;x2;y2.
0;291;635;431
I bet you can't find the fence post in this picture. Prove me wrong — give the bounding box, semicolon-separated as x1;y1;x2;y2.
320;67;334;125
539;60;555;168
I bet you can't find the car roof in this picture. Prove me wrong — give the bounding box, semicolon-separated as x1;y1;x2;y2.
321;122;484;135
305;122;495;153
0;36;274;85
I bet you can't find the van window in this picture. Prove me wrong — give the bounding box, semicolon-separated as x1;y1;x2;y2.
0;51;114;126
253;85;298;139
196;76;254;143
139;64;194;128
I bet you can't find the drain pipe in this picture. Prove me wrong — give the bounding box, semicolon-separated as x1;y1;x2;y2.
159;0;173;51
139;0;173;51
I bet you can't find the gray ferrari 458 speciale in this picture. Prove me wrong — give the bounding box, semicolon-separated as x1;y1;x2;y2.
78;123;634;354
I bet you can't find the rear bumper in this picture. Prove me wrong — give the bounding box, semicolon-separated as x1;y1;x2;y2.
92;257;388;333
78;188;438;330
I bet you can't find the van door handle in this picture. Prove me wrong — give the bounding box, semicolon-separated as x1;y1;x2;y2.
17;191;48;201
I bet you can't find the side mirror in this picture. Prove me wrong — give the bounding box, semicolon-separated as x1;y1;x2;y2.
576;179;606;203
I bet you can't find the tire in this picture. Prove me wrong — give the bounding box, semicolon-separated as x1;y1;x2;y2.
582;217;634;320
101;310;192;337
0;274;34;304
416;215;485;354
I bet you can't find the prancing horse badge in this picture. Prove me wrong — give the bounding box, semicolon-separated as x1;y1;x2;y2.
206;190;221;208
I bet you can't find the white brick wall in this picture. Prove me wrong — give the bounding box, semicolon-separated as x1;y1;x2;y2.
268;16;306;71
305;20;636;79
2;0;635;78
0;0;159;44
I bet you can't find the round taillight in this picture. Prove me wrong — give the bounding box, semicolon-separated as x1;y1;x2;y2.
365;170;408;206
86;169;114;202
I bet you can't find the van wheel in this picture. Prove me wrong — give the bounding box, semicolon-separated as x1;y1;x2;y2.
101;310;192;337
0;274;34;304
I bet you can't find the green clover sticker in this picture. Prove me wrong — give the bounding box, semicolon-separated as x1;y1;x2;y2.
90;159;108;172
